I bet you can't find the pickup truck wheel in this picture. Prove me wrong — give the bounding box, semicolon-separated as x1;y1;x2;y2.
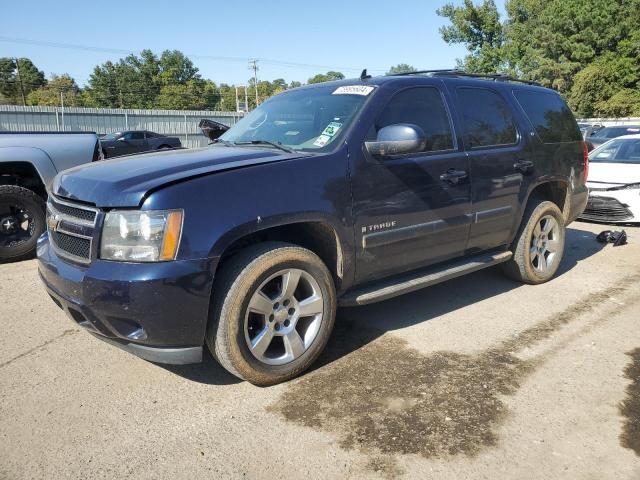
502;200;565;284
207;242;336;386
0;185;45;262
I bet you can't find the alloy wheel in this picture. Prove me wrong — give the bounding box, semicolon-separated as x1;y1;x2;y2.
244;268;324;365
529;214;560;274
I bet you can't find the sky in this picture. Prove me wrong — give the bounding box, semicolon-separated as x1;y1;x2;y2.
0;0;471;86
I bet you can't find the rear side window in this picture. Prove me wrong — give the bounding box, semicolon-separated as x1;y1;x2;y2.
599;126;640;138
513;90;581;143
125;132;145;140
456;87;518;148
376;87;455;152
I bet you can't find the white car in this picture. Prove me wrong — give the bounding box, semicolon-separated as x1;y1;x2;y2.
582;134;640;223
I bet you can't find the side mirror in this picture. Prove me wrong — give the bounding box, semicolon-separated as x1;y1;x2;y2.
199;119;230;141
365;124;426;158
117;137;127;142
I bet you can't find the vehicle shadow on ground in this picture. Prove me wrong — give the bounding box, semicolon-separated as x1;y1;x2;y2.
311;226;606;373
158;349;242;385
158;226;605;385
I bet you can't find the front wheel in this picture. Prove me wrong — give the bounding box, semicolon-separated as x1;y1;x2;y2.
502;200;565;284
207;242;336;386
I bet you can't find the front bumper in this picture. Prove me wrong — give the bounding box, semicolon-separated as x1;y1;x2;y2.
581;189;640;223
37;232;216;365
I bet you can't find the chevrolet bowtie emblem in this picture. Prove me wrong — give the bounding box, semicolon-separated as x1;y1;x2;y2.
47;214;60;232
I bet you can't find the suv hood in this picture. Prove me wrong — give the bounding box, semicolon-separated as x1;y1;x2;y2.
53;146;301;207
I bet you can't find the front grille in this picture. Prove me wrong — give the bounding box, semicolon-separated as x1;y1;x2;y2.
47;197;99;264
581;196;634;222
51;231;91;258
49;198;96;223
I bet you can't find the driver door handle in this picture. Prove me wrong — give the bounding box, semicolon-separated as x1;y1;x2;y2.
514;159;534;174
440;168;468;185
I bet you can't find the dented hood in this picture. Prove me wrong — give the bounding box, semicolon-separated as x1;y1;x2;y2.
53;146;300;207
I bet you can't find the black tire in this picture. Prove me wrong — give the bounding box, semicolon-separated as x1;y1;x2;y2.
502;200;565;284
158;145;172;150
206;242;337;386
0;185;46;262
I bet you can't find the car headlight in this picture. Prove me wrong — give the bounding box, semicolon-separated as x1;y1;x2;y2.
100;210;183;262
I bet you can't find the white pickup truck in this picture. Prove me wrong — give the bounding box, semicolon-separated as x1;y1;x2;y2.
0;132;102;261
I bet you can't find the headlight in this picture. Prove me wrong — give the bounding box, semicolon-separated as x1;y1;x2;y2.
100;210;183;262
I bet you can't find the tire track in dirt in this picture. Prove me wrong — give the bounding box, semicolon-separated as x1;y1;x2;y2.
270;274;640;472
620;348;640;456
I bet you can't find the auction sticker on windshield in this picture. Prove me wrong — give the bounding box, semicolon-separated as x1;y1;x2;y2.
332;85;375;96
313;135;331;147
322;122;342;137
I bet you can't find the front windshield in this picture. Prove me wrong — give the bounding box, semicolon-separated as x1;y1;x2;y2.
589;138;640;164
220;84;375;152
102;132;122;141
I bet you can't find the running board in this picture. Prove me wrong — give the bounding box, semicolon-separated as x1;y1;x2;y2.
339;251;513;306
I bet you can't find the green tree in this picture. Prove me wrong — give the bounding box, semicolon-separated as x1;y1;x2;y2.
505;0;640;92
436;0;640;116
158;50;199;85
0;57;46;105
436;0;505;73
307;71;345;84
84;49;215;110
155;79;220;110
386;64;416;75
27;74;83;107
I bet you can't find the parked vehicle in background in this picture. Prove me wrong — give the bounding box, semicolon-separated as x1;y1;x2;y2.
0;132;102;261
199;119;230;142
37;71;588;385
100;130;182;158
578;123;603;139
585;125;640;150
581;134;640;223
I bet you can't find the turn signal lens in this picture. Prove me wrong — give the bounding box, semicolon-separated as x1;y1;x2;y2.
160;211;183;261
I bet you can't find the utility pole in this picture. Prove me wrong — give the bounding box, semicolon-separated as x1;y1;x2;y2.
14;58;26;106
60;91;65;131
248;59;259;109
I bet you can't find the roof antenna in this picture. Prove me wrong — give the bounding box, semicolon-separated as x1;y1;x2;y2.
360;69;371;80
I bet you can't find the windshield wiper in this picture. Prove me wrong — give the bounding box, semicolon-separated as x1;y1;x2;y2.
233;140;296;153
211;138;234;147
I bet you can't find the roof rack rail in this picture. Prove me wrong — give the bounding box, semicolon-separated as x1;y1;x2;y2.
391;69;541;86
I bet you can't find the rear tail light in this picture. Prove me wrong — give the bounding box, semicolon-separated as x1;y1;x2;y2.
582;141;589;183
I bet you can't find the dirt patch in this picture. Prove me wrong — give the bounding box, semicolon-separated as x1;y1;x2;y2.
271;274;639;465
620;348;640;456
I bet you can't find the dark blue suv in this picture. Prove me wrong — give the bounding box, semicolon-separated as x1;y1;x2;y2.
38;71;588;385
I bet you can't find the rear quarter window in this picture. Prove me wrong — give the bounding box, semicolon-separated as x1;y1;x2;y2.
456;87;518;149
513;90;581;143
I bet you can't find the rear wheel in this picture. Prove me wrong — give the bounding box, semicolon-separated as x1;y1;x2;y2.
0;185;45;262
502;200;565;284
207;242;336;386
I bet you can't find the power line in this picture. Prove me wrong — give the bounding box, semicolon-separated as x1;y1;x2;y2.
0;35;388;74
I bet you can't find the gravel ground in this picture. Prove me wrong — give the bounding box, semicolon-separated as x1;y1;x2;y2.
1;220;639;479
